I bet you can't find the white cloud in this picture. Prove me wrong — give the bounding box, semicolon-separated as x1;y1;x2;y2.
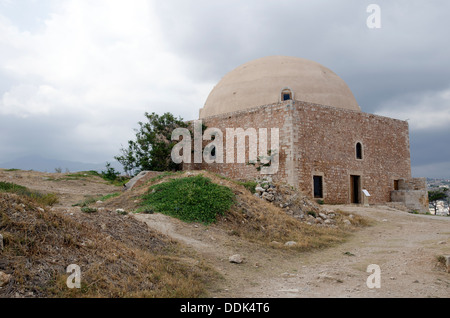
0;0;212;162
375;88;450;131
0;0;449;173
0;0;210;119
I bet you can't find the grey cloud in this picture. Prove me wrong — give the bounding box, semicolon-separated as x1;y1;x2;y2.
1;0;449;177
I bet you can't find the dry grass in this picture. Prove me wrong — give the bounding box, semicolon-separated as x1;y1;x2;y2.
216;186;370;251
118;170;371;252
0;170;372;298
0;192;217;298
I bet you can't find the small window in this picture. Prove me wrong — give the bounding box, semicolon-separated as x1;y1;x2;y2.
281;88;293;101
356;142;363;160
313;176;323;198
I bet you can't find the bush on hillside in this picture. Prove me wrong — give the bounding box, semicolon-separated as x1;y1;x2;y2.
140;175;235;224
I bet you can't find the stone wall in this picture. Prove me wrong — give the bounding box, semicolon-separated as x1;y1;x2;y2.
398;178;427;191
291;101;411;204
184;100;412;205
391;177;429;213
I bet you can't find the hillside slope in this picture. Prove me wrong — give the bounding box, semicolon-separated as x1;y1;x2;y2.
1;169;448;298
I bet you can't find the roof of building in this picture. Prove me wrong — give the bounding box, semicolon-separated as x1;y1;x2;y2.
199;56;360;118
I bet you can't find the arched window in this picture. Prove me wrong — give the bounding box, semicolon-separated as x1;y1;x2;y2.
281;88;293;101
356;142;363;160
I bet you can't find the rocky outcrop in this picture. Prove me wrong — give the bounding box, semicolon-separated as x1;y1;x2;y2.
252;177;337;227
124;171;163;191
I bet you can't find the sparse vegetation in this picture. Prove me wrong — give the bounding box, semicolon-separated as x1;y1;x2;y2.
101;162;120;181
72;192;120;207
132;171;372;252
0;181;58;206
80;207;98;213
0;192;216;298
99;192;120;201
307;211;317;218
43;169;129;187
140;175;235;224
235;180;258;194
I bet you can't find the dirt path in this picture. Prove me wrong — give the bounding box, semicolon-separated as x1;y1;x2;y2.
2;169;449;298
243;205;449;298
136;205;449;298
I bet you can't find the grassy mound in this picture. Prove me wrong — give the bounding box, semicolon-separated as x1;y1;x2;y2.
140;175;234;224
132;171;370;252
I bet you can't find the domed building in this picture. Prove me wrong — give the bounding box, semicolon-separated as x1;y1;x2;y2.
187;56;427;211
199;56;360;118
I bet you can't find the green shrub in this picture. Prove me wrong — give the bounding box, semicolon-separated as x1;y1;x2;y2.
140;175;235;224
235;180;258;194
101;162;120;182
99;192;120;201
81;207;98;214
307;211;317;218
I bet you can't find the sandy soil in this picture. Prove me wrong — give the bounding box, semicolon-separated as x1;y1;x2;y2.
136;205;450;298
2;169;449;298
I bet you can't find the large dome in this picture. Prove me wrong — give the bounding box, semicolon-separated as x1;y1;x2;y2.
199;56;360;118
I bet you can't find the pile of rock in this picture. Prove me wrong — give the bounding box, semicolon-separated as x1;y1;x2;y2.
252;177;338;227
254;183;277;203
297;211;337;226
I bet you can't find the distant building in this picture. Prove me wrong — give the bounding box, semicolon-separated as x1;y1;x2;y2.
185;56;428;212
430;200;449;216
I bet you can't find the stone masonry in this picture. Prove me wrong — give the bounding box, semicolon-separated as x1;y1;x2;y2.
184;100;423;207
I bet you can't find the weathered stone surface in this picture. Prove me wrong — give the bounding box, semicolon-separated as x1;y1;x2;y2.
262;192;275;202
124;171;163;191
0;271;11;287
255;187;265;193
229;254;243;264
185;100;413;206
319;213;327;220
445;255;450;273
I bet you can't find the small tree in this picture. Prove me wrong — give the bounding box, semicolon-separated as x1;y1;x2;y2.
428;188;448;214
115;112;188;176
101;162;120;181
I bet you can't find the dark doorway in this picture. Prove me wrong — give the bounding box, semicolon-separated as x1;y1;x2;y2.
350;175;361;204
394;180;399;191
313;176;323;198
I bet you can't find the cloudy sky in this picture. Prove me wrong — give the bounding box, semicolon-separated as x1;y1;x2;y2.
0;0;449;178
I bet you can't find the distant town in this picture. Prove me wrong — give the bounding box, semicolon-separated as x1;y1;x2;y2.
426;178;450;216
